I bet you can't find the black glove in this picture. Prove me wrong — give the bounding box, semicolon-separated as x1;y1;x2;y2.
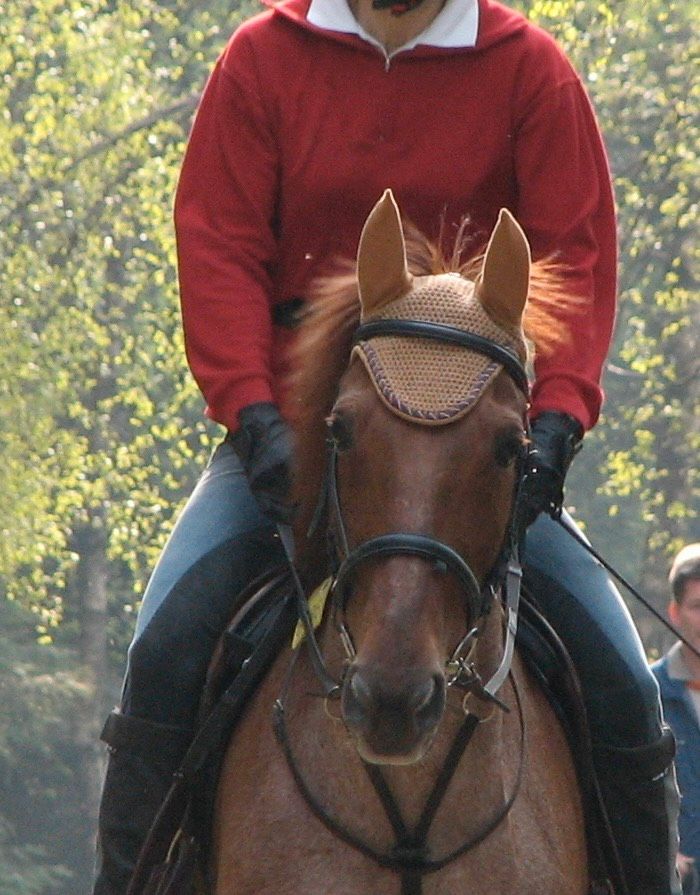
521;411;583;529
228;402;294;524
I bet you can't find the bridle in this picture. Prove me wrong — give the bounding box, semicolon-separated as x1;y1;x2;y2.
283;317;531;702
274;317;532;894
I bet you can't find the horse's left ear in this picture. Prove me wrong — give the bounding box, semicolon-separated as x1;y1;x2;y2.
357;189;413;318
476;208;531;329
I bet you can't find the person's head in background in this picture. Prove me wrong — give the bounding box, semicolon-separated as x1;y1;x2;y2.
668;543;700;662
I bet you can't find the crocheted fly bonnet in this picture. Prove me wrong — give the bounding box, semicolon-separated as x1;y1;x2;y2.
352;190;530;424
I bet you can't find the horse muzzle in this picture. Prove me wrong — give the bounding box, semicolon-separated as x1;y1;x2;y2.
340;665;446;764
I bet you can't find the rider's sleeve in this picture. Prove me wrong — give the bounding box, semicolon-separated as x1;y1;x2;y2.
174;32;278;432
513;69;617;432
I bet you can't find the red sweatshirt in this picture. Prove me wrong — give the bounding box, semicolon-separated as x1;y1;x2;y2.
174;0;617;433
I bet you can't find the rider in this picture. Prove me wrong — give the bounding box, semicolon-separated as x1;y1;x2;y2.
93;0;680;892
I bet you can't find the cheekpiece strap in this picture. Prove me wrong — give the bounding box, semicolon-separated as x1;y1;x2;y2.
483;556;522;699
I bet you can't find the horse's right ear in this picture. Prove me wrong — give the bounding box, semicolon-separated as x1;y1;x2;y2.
357;189;413;318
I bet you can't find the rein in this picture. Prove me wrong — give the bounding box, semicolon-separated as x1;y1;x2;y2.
274;319;532;891
556;516;700;662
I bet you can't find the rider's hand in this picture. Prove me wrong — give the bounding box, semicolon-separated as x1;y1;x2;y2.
229;402;294;524
521;411;583;528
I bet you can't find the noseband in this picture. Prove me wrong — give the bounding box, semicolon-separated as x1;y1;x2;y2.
285;317;531;702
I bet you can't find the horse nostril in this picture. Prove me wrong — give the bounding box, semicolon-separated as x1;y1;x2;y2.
341;668;374;729
413;675;445;724
350;669;372;709
411;677;437;712
342;668;446;742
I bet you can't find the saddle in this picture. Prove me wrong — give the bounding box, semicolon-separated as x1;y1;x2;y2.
127;569;624;895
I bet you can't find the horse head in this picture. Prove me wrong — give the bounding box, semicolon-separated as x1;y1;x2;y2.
324;190;532;764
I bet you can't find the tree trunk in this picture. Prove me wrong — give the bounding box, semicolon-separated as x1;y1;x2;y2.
72;519;112;892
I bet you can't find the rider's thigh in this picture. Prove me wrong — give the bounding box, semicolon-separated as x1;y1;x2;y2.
523;511;661;746
121;439;281;724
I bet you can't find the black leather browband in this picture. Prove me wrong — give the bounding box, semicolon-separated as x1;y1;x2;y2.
353;319;529;396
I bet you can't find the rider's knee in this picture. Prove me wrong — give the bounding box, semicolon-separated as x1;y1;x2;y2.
589;663;663;748
125;614;206;718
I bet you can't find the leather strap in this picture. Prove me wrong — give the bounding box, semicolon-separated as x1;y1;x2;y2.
353;319;529;395
100;711;193;758
333;533;483;623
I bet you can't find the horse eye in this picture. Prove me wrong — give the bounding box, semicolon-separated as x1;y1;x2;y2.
494;431;527;468
326;412;354;452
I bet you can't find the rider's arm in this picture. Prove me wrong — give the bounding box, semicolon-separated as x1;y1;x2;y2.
512;45;617;433
174;31;278;433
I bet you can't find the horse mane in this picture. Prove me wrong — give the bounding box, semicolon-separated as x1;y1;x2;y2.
433;217;582;355
286;220;581;576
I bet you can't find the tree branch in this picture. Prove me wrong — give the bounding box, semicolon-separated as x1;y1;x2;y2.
2;92;199;228
63;92;200;174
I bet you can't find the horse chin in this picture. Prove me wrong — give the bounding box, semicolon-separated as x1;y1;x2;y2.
351;730;437;767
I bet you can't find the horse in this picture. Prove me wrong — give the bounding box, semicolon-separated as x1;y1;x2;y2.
210;190;589;894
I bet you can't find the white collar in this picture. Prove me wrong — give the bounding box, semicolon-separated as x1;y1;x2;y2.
668;641;693;681
307;0;479;51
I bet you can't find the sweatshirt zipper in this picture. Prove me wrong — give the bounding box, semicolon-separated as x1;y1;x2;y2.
380;46;404;71
360;31;402;71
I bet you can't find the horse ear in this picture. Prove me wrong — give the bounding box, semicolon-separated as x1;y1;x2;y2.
476;208;531;329
357;189;412;317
